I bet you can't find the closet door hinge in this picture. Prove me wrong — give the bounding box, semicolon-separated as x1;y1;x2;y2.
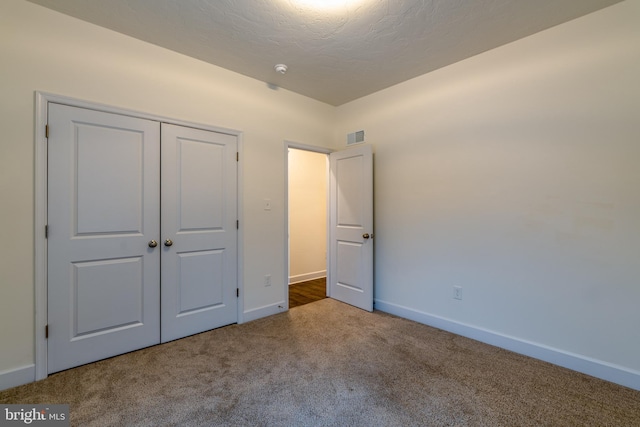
45;324;49;339
236;220;239;230
45;225;48;238
45;125;49;139
236;152;239;162
236;288;239;298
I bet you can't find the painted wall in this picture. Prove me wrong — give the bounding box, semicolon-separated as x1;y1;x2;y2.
0;0;335;383
288;149;327;283
336;0;640;386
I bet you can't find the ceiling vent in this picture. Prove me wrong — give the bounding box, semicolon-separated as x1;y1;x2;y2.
347;130;365;146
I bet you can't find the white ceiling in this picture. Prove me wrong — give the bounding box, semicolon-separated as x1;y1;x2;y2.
25;0;622;106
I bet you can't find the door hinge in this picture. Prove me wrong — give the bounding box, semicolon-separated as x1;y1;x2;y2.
45;324;49;339
45;225;48;238
45;124;49;139
236;288;239;298
236;152;239;162
236;220;239;230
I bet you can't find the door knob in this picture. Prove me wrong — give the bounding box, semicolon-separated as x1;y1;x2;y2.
164;239;173;247
363;233;370;239
148;240;158;248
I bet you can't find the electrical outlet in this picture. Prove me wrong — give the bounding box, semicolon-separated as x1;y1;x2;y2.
453;286;463;300
264;274;272;287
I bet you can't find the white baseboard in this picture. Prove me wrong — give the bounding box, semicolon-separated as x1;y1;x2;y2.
289;271;326;285
243;301;288;323
374;299;640;391
0;364;35;391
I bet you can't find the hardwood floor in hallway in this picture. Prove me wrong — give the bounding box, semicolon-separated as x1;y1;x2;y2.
289;278;326;308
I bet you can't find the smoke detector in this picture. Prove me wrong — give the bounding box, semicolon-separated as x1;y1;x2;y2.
274;64;288;75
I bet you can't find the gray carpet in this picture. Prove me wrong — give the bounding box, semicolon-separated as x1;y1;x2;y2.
2;298;639;426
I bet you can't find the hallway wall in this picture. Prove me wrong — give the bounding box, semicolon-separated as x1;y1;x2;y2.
288;149;327;283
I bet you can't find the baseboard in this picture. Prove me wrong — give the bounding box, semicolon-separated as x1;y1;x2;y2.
0;364;35;392
374;299;640;391
243;301;288;323
289;271;326;285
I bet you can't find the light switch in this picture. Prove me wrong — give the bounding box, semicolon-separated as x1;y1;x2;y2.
264;199;272;211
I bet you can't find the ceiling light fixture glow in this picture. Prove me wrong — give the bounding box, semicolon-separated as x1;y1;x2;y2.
290;0;364;11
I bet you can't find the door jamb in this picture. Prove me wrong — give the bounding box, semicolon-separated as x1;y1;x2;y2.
283;141;333;309
34;91;244;380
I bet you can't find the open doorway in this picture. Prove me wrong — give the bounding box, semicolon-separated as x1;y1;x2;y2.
286;145;330;309
285;142;374;312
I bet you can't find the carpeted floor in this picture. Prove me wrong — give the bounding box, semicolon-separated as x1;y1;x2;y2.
2;298;639;426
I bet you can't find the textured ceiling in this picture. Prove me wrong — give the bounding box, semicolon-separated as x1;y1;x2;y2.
25;0;622;106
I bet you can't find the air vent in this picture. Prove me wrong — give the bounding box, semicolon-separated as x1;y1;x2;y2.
347;130;365;145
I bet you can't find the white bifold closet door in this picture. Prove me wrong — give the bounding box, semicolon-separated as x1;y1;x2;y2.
47;104;237;373
160;124;238;343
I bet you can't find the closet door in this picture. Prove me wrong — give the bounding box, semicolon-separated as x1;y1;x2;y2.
47;104;161;373
160;124;238;342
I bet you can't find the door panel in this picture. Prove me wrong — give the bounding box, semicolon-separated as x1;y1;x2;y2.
177;138;225;230
75;125;144;234
335;242;363;292
176;250;224;313
336;155;365;226
73;257;144;336
329;145;373;311
47;103;160;373
161;124;238;342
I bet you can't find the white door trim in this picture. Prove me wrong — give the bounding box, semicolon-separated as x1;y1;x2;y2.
283;141;333;309
34;91;244;380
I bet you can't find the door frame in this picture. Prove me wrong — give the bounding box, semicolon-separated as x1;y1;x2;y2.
283;141;333;308
34;91;244;380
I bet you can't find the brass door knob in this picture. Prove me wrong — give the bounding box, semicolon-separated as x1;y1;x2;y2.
164;239;173;247
363;233;370;239
148;240;158;248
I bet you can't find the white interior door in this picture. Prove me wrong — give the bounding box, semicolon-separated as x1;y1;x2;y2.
160;124;238;342
47;103;161;373
329;144;374;311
